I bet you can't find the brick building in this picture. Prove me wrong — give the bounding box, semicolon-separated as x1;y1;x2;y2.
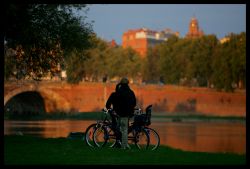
122;28;179;57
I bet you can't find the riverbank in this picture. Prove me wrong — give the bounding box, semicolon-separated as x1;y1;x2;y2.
4;135;245;165
4;111;246;123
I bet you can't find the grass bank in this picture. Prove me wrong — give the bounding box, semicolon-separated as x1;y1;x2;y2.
4;135;245;165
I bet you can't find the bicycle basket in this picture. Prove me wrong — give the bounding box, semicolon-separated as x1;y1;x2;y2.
134;114;151;126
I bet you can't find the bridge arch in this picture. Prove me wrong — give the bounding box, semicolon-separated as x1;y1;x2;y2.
4;84;71;114
5;91;46;115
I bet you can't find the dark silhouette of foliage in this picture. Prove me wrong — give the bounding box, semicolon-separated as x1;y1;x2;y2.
4;4;93;81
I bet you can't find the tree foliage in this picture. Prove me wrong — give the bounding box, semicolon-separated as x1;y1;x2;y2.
4;4;93;81
143;33;245;91
211;33;246;91
143;47;161;83
76;32;245;92
82;36;142;82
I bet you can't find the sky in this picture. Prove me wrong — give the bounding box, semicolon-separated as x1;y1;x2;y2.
81;4;246;45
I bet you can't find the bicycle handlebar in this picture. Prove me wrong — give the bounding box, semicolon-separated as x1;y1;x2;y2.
102;107;143;118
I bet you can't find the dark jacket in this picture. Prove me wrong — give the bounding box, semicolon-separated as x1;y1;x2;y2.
106;83;136;117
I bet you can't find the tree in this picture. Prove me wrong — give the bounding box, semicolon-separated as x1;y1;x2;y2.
192;35;218;87
66;49;87;84
143;47;161;83
161;38;193;85
229;32;246;89
211;32;246;92
211;41;233;92
119;47;142;79
158;36;180;84
81;36;142;82
83;36;110;82
4;4;93;81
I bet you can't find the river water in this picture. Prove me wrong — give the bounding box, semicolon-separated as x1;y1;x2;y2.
4;119;245;154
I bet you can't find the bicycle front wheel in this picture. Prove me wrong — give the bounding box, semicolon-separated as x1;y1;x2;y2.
93;126;108;147
84;123;98;147
145;127;160;150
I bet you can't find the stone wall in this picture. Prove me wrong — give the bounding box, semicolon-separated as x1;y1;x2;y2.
44;83;246;117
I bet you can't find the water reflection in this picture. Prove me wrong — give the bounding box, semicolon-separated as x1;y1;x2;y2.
4;120;95;138
152;121;245;154
4;120;245;154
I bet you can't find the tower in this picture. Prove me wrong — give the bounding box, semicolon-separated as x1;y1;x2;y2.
186;16;204;38
109;39;117;48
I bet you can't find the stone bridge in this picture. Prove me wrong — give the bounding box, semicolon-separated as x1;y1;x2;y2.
4;81;246;117
4;81;72;114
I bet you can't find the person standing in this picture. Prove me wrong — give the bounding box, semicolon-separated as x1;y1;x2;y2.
105;77;136;149
105;83;121;147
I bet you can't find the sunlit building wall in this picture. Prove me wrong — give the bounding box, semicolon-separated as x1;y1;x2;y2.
122;28;179;57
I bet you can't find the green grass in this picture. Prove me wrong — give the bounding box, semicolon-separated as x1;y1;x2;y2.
4;135;246;165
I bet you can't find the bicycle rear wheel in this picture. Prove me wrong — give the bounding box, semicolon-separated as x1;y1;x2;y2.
134;128;150;150
84;123;97;147
145;127;160;150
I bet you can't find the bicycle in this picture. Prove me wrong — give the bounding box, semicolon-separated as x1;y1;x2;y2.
85;105;160;150
93;109;150;150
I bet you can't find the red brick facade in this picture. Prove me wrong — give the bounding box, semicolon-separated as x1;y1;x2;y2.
122;28;178;58
38;83;247;117
122;29;148;57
